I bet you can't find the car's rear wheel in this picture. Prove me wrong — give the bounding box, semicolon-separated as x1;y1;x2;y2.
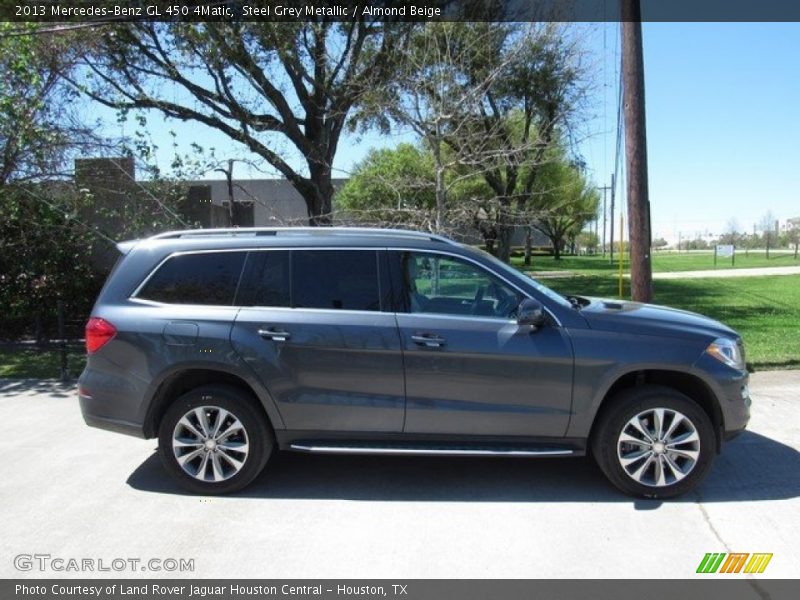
158;385;273;494
591;386;716;499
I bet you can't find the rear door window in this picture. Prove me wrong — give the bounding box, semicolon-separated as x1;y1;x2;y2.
242;250;291;307
291;250;381;311
137;251;246;305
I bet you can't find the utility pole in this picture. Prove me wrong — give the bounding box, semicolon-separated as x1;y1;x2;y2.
621;0;653;302
598;181;612;256
215;159;237;227
609;173;616;263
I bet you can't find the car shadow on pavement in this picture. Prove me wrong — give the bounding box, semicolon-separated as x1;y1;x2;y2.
127;430;799;506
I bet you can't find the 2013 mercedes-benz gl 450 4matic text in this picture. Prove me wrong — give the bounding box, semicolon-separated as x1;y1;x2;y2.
79;228;750;498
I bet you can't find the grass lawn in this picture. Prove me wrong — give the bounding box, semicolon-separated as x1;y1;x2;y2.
512;249;799;274
0;349;86;379
541;274;800;371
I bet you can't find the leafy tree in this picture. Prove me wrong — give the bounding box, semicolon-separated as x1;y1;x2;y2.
0;185;99;340
0;23;104;184
446;23;588;262
759;211;777;258
786;224;800;259
336;140;498;235
577;230;599;254
652;237;668;249
527;155;599;260
336;144;435;226
353;23;512;233
686;238;709;250
717;218;741;246
351;22;587;259
76;21;413;225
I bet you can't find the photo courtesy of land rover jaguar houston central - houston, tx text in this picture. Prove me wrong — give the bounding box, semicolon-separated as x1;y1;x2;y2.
79;227;751;498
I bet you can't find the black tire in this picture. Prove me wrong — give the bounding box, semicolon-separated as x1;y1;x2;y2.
157;384;274;495
590;385;716;499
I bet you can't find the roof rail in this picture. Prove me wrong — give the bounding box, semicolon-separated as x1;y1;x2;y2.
147;227;459;246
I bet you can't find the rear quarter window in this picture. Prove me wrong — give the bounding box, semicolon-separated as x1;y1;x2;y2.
137;252;246;305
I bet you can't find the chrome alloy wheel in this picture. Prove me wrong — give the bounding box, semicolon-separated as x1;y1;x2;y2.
172;406;250;482
616;408;700;487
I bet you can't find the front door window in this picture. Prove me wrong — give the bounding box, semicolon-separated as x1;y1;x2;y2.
402;252;522;319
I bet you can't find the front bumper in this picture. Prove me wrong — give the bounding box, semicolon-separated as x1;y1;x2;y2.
722;379;751;439
695;355;750;439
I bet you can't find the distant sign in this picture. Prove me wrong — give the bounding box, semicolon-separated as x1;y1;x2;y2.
716;244;734;258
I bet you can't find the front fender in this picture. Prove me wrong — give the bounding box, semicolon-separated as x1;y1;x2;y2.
565;327;714;438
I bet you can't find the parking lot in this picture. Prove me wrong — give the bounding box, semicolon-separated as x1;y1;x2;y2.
1;372;797;579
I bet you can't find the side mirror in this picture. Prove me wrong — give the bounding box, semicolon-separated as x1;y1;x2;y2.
517;298;546;330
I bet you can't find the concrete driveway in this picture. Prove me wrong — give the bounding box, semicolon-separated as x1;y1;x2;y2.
0;372;797;579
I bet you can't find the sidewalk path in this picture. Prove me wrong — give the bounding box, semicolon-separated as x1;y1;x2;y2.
653;265;800;280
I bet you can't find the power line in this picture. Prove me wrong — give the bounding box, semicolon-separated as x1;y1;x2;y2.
609;25;624;264
106;157;192;226
603;21;608;180
0;1;238;39
0;22;116;38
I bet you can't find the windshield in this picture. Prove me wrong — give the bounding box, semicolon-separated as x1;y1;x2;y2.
461;245;573;309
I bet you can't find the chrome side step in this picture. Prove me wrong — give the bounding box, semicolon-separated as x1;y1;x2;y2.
288;444;573;457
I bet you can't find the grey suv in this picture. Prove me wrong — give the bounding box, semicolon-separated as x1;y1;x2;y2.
79;227;750;498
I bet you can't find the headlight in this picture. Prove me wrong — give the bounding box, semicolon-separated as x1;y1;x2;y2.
706;338;745;370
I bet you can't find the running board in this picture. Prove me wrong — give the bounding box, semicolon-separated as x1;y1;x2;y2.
288;443;574;457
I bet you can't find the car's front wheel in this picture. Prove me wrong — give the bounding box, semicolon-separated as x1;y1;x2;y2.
158;385;273;494
591;386;716;499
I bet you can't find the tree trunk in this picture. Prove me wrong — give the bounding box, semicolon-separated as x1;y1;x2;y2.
552;237;562;260
496;224;514;263
495;196;514;263
434;166;446;233
431;137;446;233
34;312;45;345
524;226;533;266
482;225;498;255
306;162;334;226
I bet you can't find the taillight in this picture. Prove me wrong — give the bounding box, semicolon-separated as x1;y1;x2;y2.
85;317;117;354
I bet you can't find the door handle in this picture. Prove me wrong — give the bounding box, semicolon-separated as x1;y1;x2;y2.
257;327;291;342
411;334;446;348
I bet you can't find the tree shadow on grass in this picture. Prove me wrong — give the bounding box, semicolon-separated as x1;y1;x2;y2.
0;378;76;398
127;431;799;507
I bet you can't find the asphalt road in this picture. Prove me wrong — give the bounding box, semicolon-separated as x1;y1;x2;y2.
0;372;797;579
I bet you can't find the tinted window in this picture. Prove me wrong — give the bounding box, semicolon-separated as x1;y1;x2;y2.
247;251;291;307
138;252;245;305
292;250;380;311
401;252;522;318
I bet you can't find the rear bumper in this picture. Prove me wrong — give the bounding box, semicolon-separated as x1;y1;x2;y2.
79;391;146;438
78;354;149;438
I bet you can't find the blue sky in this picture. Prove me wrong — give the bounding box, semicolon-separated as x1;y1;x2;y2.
584;22;800;243
95;22;800;243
